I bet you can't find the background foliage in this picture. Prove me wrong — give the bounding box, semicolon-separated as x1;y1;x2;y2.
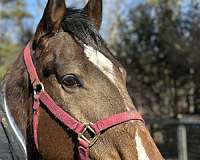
0;0;32;78
111;0;200;117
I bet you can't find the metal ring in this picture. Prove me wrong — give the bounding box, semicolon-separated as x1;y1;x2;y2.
78;122;100;147
34;82;44;95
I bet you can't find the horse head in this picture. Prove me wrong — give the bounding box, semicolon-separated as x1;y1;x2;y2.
5;0;164;159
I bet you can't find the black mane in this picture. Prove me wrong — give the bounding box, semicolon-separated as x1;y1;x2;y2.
62;8;105;50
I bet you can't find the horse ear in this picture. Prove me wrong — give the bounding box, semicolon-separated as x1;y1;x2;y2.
84;0;102;31
34;0;67;46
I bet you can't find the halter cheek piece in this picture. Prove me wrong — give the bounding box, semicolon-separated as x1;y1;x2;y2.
23;43;144;160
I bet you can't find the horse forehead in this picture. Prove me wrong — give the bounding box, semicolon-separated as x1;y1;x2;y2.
84;45;118;84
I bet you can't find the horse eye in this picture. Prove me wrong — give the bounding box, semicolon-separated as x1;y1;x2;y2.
61;74;83;88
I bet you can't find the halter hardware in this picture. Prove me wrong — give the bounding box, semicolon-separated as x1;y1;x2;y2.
33;82;44;95
78;123;100;147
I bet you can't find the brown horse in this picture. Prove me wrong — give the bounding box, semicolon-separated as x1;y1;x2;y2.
4;0;164;159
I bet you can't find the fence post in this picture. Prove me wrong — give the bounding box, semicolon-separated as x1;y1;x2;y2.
177;124;188;160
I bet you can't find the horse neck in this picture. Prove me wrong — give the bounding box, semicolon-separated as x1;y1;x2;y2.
5;53;31;140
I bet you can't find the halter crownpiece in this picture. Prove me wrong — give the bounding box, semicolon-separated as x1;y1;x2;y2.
23;42;144;160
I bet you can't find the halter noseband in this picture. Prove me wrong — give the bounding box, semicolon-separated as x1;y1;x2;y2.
23;43;144;160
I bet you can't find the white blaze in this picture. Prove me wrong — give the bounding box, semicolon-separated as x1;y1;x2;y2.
84;45;132;112
84;45;116;84
135;129;150;160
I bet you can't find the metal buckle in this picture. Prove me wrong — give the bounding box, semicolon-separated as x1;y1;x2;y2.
34;82;44;95
78;123;100;147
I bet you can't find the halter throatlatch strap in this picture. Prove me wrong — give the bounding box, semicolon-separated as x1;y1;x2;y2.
23;43;144;160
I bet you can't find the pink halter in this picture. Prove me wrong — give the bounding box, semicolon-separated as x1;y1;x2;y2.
23;43;144;160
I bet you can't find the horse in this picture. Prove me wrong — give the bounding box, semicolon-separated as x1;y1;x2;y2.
3;0;164;159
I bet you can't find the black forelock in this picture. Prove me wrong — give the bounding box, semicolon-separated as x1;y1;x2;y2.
61;8;105;50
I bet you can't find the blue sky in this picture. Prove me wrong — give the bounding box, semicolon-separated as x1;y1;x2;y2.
26;0;143;38
27;0;89;31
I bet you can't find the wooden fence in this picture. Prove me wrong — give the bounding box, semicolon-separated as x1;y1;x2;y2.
145;115;200;160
